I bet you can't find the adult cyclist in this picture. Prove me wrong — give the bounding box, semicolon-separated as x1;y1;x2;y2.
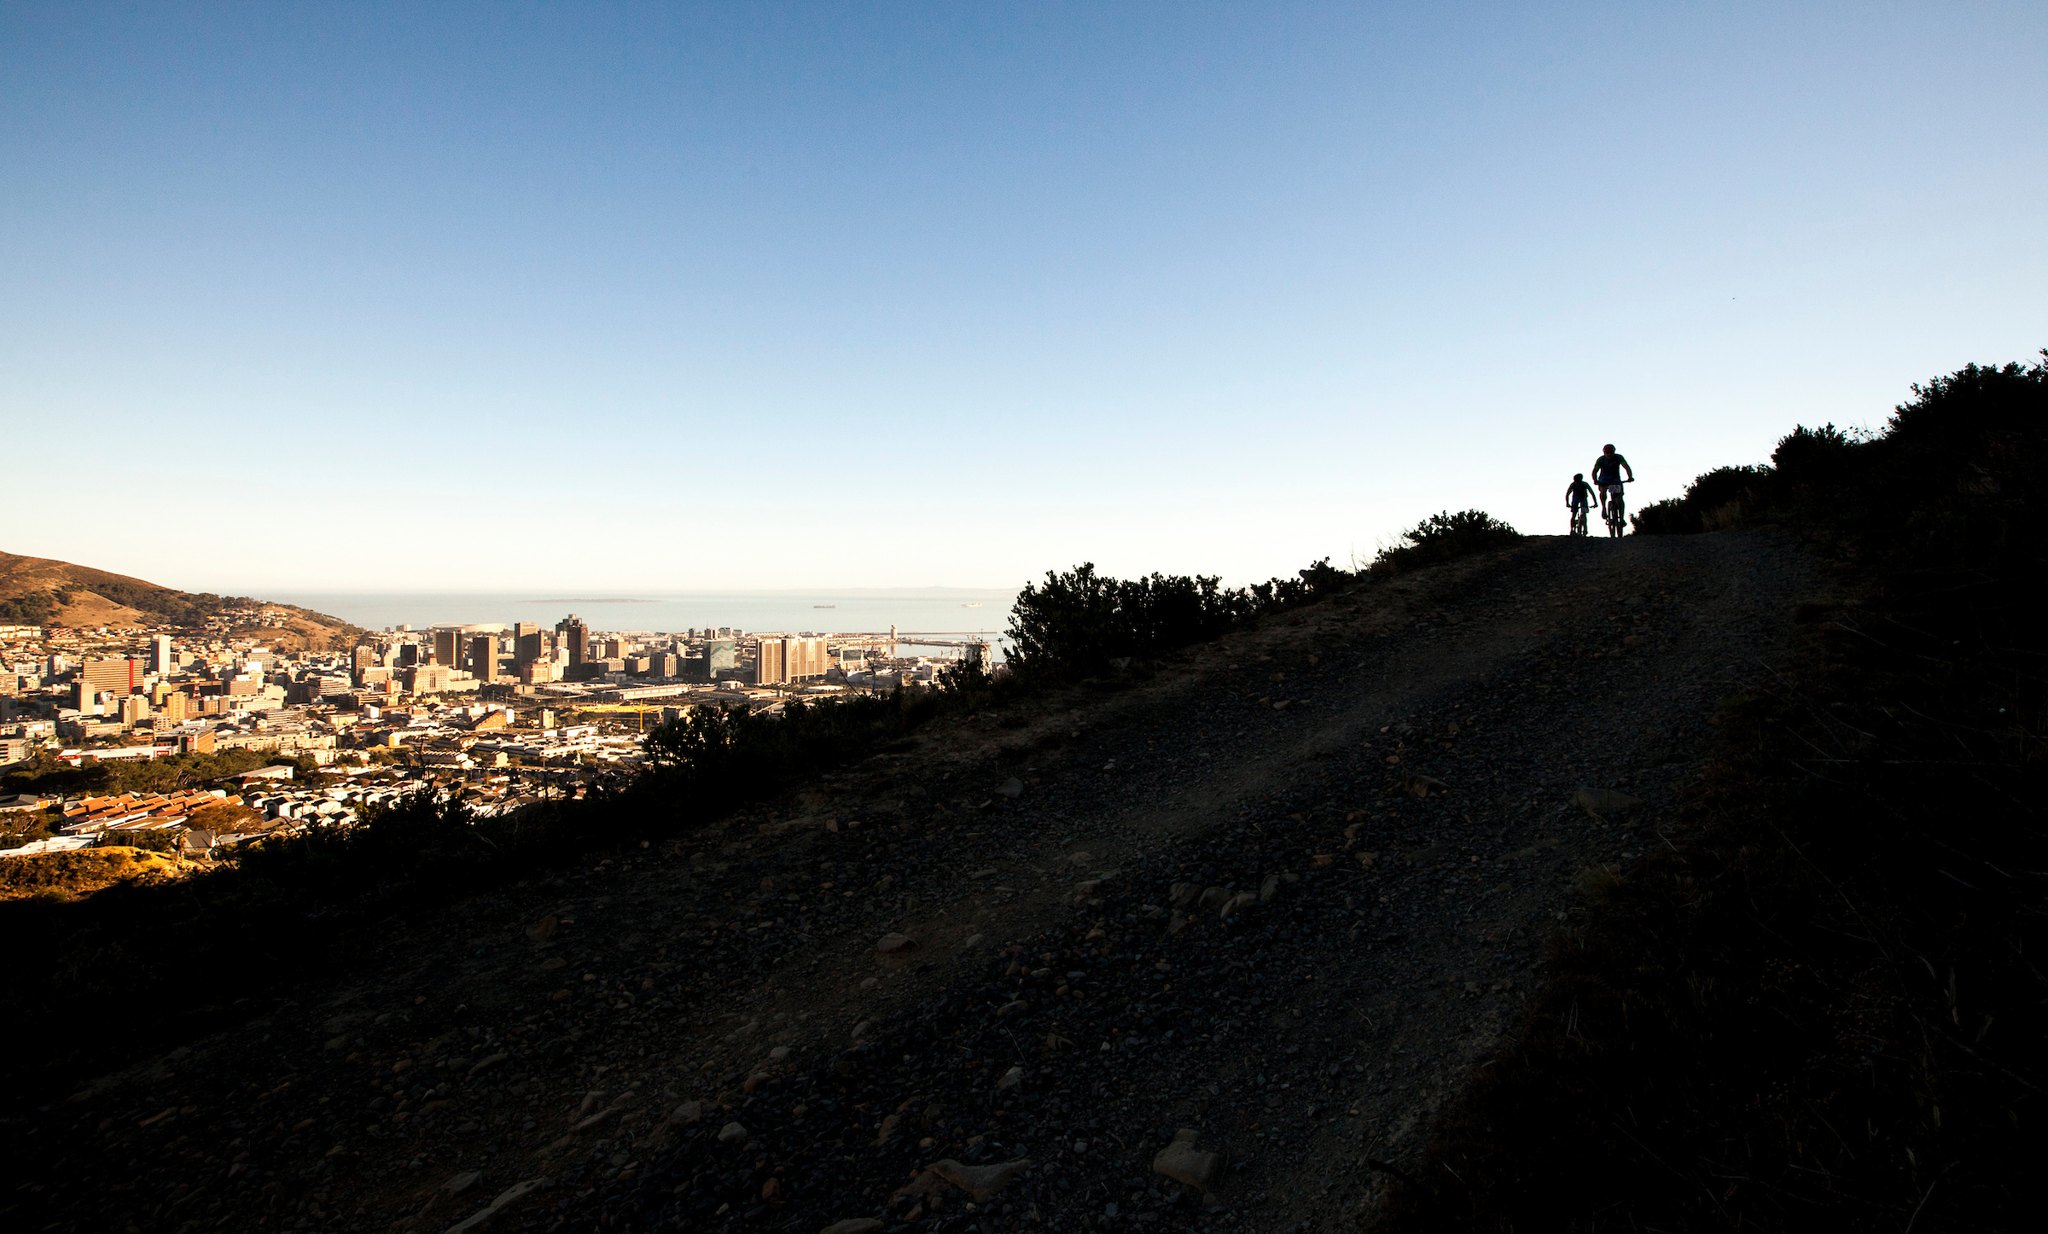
1591;444;1634;517
1564;473;1595;534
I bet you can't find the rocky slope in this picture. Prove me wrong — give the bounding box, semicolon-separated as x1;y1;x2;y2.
1;533;1824;1233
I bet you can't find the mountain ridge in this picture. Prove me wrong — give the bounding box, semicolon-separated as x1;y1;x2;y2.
0;548;356;650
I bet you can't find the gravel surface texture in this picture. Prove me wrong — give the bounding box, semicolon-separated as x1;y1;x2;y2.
3;533;1824;1234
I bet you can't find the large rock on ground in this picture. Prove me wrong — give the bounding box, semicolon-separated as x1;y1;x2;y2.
1152;1128;1223;1192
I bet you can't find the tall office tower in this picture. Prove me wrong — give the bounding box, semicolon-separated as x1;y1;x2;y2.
352;645;376;683
397;643;422;667
514;622;544;669
469;633;497;681
151;634;175;674
755;638;787;686
556;615;589;669
432;629;462;667
80;657;146;698
786;636;829;681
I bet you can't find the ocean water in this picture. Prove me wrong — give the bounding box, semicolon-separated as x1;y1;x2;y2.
265;589;1019;639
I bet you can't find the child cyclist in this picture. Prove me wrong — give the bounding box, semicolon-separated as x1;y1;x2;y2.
1565;473;1594;534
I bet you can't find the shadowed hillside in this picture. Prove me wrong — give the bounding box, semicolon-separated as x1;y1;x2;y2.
0;354;2039;1233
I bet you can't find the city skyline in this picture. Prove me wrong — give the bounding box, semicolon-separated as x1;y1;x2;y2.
6;2;2044;592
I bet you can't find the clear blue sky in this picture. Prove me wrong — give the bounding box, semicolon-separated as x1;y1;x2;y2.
5;2;2043;592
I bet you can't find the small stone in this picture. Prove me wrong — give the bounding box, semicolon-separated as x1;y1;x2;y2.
525;915;558;943
962;933;984;949
444;1176;550;1234
669;1100;704;1126
997;777;1024;798
1197;886;1230;911
997;1065;1023;1090
1169;882;1199;908
717;1122;747;1144
768;1046;791;1063
1153;1128;1223;1191
875;933;916;954
1403;772;1449;798
1219;891;1258;919
819;1221;884;1234
1258;874;1281;903
442;1171;482;1196
925;1156;1032;1201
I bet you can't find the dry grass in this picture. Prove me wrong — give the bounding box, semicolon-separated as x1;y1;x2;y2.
0;846;199;902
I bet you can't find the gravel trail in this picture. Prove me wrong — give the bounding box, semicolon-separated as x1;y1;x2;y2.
4;533;1823;1234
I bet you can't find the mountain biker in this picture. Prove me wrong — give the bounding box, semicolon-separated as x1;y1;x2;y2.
1590;444;1634;514
1565;473;1594;531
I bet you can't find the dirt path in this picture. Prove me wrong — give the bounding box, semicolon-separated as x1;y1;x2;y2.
6;533;1825;1234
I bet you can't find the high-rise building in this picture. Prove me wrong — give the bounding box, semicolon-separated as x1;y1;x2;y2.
406;664;454;694
786;636;829;681
150;634;175;674
432;629;462;667
514;622;544;669
80;657;146;698
755;639;786;686
469;634;497;682
755;636;828;685
556;615;588;669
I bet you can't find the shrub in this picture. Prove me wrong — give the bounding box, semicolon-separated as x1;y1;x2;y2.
1004;563;1250;681
1004;557;1355;683
1371;510;1520;574
1633;465;1772;535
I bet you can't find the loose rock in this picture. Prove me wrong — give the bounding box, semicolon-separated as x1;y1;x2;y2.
1153;1128;1224;1191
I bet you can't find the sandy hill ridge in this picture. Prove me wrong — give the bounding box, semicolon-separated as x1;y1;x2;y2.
0;532;1826;1233
0;548;355;650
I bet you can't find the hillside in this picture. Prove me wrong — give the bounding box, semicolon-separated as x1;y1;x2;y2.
0;548;355;650
0;532;1826;1232
0;846;199;902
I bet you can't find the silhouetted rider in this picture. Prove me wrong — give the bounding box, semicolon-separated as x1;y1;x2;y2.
1565;473;1594;529
1590;444;1634;512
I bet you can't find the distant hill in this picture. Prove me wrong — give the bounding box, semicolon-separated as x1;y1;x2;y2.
0;549;357;651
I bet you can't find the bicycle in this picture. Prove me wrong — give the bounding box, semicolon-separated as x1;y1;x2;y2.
1569;503;1589;537
1601;480;1630;538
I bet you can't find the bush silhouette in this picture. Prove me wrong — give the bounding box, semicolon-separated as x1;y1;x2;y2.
1371;510;1521;574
